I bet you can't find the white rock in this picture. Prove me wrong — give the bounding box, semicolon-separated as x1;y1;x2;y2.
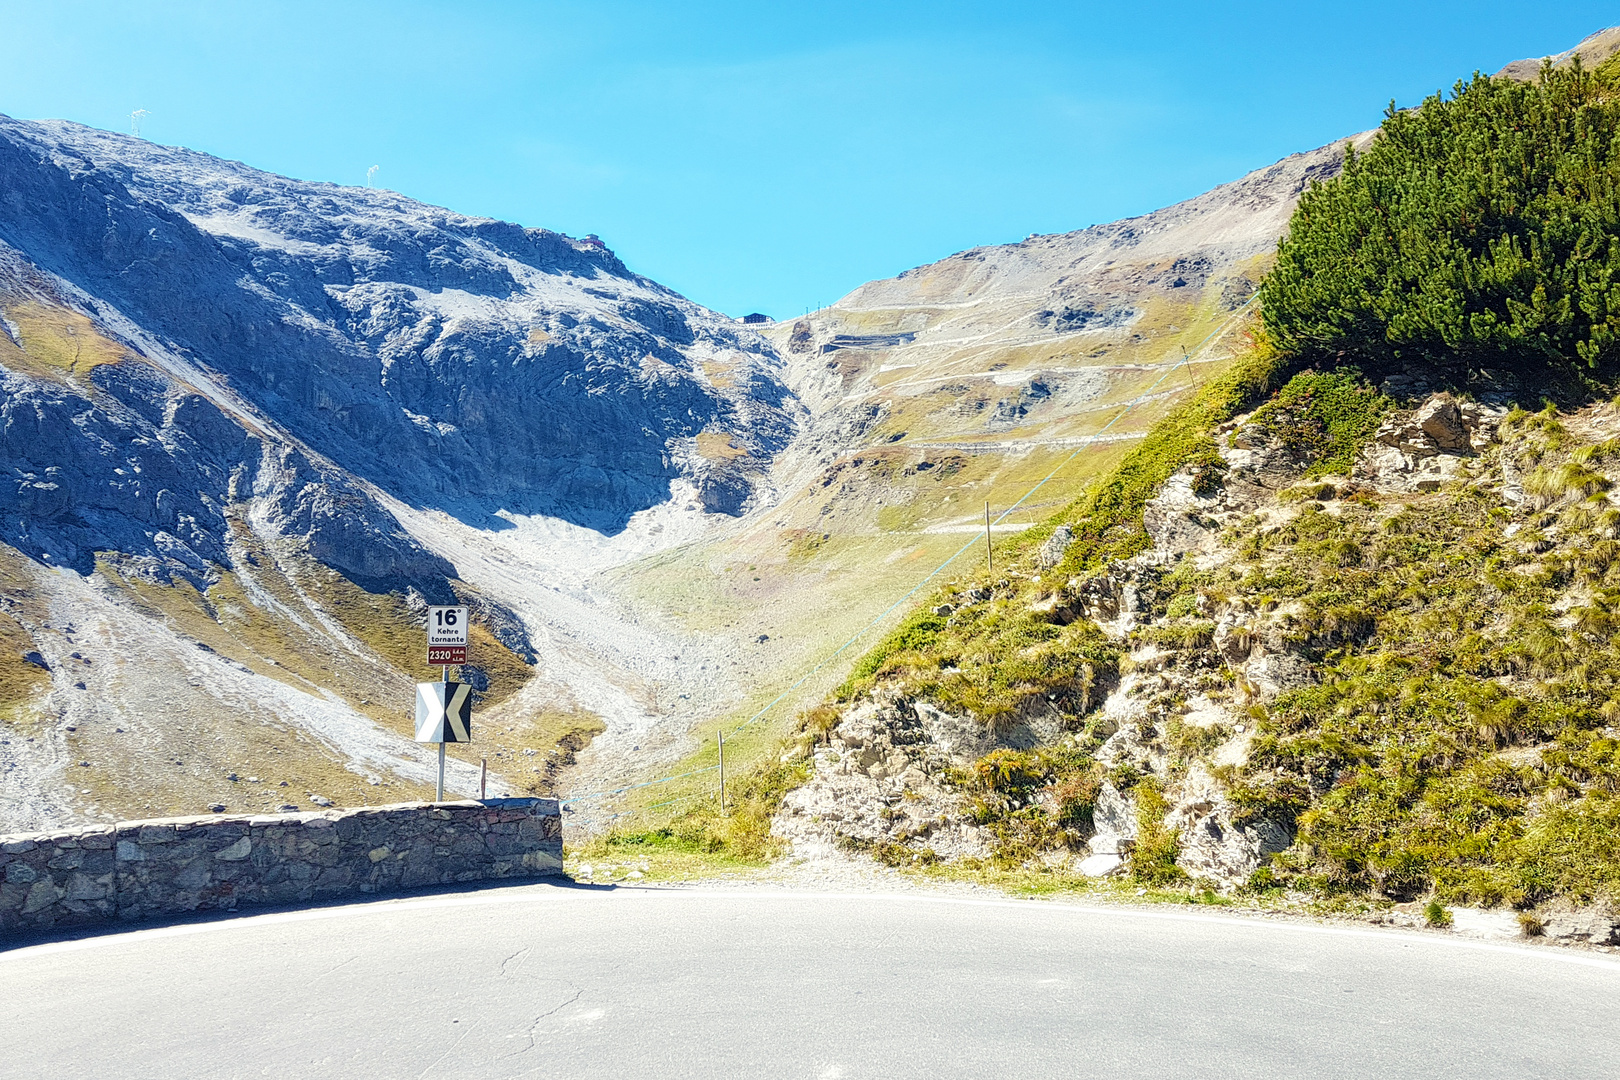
1076;853;1124;877
1089;782;1138;855
1447;907;1520;940
1037;525;1074;569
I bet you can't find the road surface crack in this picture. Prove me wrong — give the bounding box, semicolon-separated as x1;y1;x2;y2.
499;947;531;979
414;1016;481;1079
504;986;582;1058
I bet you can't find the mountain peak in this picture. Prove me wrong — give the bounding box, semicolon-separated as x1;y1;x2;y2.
1495;26;1620;81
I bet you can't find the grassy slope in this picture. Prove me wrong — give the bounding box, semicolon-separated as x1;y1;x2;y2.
0;546;52;726
586;339;1620;920
785;374;1620;919
587;63;1620;916
573;294;1271;876
6;530;580;821
1232;406;1620;908
0;299;130;382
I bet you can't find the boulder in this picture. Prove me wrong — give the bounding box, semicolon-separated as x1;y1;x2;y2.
1037;525;1074;569
1415;395;1471;451
1088;781;1138;855
1541;908;1620;946
1076;852;1124;877
1173;802;1291;887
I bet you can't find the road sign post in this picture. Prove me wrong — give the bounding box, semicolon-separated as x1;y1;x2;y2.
415;680;473;801
418;606;474;802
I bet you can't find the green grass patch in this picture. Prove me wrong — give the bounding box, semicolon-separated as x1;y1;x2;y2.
1049;342;1289;573
1242;369;1392;477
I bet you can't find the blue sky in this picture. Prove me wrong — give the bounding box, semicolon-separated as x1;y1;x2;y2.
0;2;1615;318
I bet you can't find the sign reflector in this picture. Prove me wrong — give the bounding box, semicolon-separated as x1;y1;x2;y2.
427;645;467;665
415;681;473;743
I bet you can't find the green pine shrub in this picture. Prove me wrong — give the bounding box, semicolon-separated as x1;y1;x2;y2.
1261;62;1620;389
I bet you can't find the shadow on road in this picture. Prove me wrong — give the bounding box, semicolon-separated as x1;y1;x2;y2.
0;875;608;952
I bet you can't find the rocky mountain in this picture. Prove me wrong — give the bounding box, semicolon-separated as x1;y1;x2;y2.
567;135;1367;796
761;131;1362;474
0;86;1413;834
0;117;796;555
0;115;796;829
749;31;1620;937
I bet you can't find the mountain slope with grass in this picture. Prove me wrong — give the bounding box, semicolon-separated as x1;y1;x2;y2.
0;96;1359;834
562;130;1368;815
582;38;1620;942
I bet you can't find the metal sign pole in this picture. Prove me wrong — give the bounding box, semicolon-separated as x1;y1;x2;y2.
420;605;471;804
437;662;449;802
717;731;726;815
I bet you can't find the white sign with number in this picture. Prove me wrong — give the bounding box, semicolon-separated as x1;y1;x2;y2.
426;605;469;647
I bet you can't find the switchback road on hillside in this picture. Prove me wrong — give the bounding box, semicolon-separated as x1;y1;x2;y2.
4;886;1618;1079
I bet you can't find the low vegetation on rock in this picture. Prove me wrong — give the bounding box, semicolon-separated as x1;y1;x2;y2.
737;60;1620;935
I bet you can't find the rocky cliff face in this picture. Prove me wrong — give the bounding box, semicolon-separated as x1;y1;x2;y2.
0;249;456;590
0;115;796;569
0;115;797;830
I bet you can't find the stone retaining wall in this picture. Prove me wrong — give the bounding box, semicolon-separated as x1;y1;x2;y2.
0;798;561;936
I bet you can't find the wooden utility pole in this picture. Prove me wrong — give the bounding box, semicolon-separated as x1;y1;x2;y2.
717;731;727;815
985;501;993;576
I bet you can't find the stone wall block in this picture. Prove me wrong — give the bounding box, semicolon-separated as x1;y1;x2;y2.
0;800;560;935
47;849;84;870
214;836;252;862
22;879;63;916
201;823;248;845
77;829;114;850
314;866;354;892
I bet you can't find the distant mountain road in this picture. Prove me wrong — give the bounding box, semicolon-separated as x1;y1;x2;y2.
4;887;1618;1079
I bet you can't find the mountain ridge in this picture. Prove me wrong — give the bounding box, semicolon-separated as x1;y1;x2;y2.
0;88;1433;834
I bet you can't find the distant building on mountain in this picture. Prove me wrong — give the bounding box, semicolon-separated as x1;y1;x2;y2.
739;312;771;324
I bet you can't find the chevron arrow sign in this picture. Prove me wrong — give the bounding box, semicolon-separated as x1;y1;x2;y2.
415;681;473;743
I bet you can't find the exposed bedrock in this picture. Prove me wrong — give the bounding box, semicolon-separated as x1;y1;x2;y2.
0;115;797;541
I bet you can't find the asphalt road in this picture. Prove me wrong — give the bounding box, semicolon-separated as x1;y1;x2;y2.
4;885;1619;1079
